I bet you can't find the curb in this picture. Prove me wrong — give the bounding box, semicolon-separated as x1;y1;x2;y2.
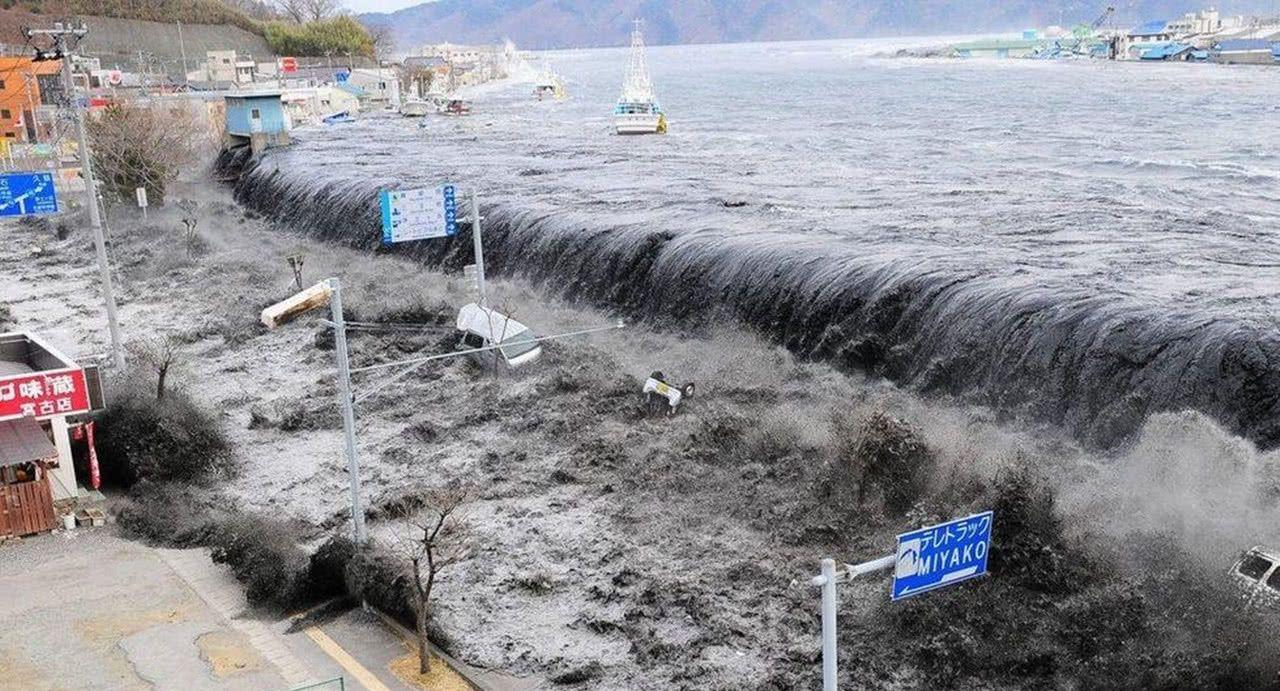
363;605;539;691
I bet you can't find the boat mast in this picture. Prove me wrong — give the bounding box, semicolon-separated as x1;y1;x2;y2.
620;18;654;103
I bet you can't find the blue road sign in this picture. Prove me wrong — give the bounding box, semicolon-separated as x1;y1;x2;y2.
0;172;58;217
892;511;993;600
380;184;458;245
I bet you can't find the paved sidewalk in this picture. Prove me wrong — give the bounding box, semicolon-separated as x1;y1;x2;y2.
0;529;291;690
156;547;321;687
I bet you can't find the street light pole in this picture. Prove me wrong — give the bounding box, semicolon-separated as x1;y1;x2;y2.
470;190;487;307
31;22;126;370
328;278;366;545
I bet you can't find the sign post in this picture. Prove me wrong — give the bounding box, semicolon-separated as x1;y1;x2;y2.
806;511;993;691
379;183;485;306
135;186;147;219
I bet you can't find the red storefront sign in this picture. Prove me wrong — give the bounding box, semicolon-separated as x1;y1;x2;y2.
281;57;298;73
0;368;90;421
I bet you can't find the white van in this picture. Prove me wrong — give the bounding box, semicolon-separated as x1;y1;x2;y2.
455;303;542;370
1231;545;1280;609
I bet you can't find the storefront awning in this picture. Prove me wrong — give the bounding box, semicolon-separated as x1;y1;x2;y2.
0;417;57;467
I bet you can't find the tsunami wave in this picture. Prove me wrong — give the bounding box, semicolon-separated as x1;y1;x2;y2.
219;146;1280;452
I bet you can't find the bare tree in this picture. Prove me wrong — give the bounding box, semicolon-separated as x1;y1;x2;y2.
275;0;341;22
177;199;200;257
368;23;395;61
87;102;201;207
130;336;181;401
274;0;308;22
306;0;344;20
395;487;473;675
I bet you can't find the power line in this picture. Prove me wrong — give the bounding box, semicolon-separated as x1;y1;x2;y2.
23;21;125;371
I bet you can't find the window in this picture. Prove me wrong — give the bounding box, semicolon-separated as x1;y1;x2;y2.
250;108;261;119
1268;568;1280;593
3;133;12;138
0;109;9;119
379;82;386;89
462;333;484;349
499;331;539;360
1237;553;1273;581
0;80;6;90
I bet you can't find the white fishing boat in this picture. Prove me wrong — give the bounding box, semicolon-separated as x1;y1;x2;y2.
533;67;567;100
614;20;666;135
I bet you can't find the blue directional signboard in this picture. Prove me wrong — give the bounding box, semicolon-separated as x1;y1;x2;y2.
892;511;993;600
380;184;458;245
0;172;58;217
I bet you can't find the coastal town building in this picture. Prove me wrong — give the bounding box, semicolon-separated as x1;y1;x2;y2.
0;57;63;142
0;331;102;539
224;91;290;153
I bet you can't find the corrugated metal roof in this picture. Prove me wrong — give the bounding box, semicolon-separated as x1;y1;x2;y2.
1140;42;1194;59
1215;39;1275;52
1130;20;1169;36
951;38;1042;51
0;416;57;467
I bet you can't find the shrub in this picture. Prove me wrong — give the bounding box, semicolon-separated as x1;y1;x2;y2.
307;535;357;603
117;482;224;546
94;381;231;487
265;16;374;57
210;513;309;609
344;543;455;654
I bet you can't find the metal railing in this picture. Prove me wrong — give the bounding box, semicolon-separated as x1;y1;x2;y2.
287;677;345;691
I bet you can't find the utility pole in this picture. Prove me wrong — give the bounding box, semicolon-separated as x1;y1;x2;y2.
328;278;366;545
176;21;188;87
27;22;126;370
470;191;488;307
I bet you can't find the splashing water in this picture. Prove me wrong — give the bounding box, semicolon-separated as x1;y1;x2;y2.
221;38;1280;451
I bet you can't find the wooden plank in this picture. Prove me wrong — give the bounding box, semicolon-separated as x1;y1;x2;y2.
1;480;55;537
0;489;10;538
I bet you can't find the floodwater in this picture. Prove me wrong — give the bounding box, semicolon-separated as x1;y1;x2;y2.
233;38;1280;449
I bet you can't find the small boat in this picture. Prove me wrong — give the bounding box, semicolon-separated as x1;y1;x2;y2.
614;20;666;135
533;69;566;100
322;111;355;125
399;99;432;117
440;98;472;116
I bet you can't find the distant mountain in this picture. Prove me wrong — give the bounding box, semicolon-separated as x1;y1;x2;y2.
359;0;1278;51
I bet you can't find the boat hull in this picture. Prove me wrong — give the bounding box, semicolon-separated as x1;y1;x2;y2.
399;102;432;117
615;113;663;135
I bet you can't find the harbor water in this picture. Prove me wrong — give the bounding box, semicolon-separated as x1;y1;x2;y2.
229;38;1280;449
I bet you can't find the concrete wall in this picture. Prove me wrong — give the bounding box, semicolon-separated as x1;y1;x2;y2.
79;16;274;79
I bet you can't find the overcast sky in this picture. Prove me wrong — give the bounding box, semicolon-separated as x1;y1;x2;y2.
343;0;425;12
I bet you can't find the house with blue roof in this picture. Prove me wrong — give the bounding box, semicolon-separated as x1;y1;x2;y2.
1119;19;1174;59
1138;42;1196;61
223;91;291;154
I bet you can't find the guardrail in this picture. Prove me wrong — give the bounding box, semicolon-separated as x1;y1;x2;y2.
288;677;345;691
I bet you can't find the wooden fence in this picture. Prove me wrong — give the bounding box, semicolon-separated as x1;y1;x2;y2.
0;477;56;538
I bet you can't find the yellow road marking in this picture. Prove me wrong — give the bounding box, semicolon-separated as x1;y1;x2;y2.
304;626;393;691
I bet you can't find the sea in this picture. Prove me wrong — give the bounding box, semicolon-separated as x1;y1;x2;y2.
230;37;1280;449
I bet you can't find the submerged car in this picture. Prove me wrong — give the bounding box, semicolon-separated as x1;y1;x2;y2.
1231;546;1280;609
455;303;542;371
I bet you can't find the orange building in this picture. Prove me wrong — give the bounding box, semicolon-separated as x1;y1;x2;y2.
0;57;63;143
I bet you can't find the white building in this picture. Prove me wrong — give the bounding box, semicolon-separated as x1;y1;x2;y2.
201;50;258;85
344;67;401;107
